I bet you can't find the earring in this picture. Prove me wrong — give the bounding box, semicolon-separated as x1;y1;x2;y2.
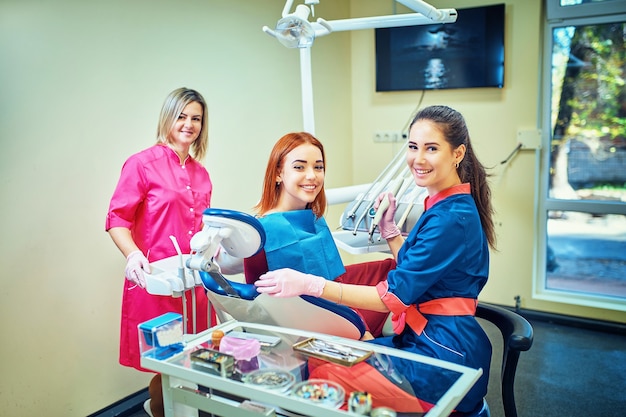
455;162;460;169
276;181;281;187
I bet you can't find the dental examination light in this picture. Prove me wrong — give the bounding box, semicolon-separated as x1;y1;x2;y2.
262;0;457;134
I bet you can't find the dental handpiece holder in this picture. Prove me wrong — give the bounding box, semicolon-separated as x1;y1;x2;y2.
143;254;198;298
145;209;264;297
332;147;428;254
143;208;266;339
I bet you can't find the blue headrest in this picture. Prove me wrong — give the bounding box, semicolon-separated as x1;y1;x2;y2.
202;208;266;257
199;271;260;300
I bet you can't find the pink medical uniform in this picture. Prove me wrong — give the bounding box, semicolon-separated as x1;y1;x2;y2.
106;144;213;371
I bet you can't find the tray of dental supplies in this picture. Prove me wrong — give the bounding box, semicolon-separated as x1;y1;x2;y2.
292;338;373;367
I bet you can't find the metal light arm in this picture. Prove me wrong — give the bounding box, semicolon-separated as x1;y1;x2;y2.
322;12;455;32
396;0;452;21
262;0;457;134
264;0;456;45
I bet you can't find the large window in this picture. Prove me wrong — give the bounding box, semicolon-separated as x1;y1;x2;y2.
538;1;626;311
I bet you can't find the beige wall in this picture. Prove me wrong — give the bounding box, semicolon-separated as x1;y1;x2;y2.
0;1;352;415
1;0;624;416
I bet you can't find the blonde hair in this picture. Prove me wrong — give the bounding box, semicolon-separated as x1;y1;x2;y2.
156;87;209;160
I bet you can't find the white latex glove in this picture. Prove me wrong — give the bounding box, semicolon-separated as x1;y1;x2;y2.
374;191;401;240
125;250;151;288
254;268;326;298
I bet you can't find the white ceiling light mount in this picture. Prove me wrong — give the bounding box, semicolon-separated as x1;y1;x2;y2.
263;0;457;134
265;3;327;48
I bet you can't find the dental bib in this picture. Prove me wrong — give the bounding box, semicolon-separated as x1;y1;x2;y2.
259;210;345;281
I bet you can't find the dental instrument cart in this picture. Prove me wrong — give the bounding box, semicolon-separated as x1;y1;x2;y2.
141;320;482;417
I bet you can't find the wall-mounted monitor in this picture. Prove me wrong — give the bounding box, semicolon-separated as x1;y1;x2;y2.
375;4;505;91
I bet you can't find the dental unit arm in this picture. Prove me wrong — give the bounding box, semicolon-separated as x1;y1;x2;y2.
186;225;239;297
143;254;196;298
144;209;266;298
185;210;266;298
142;209;266;334
145;208;368;339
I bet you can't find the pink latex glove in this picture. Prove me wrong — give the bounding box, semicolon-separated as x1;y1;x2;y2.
254;268;326;298
374;191;401;240
125;250;151;288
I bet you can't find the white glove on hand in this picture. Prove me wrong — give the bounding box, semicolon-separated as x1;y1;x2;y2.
254;268;326;298
125;250;151;288
374;192;401;240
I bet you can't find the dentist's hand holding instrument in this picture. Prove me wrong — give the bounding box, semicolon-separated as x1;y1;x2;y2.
368;176;404;242
372;192;401;240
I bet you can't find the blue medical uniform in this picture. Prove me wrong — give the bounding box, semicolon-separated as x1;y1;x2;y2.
371;184;492;412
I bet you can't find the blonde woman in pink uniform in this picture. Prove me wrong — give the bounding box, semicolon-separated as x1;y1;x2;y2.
106;87;213;417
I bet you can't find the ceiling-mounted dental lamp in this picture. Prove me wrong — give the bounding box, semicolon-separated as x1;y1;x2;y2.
262;0;457;133
263;0;330;49
270;4;324;48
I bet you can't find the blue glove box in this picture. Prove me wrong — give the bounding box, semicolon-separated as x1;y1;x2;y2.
138;312;184;359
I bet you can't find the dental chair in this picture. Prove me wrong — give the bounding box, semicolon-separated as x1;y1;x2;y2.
199;208;366;340
145;208;366;340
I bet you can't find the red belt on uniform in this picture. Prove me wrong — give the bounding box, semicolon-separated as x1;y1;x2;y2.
392;297;478;335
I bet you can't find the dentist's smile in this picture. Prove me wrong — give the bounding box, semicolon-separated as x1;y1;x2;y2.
415;168;433;175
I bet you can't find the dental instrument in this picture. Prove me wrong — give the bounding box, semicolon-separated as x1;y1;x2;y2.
368;176;405;243
374;176;414;241
169;235;192;334
396;185;427;231
330;146;427;254
351;155;407;236
343;149;406;222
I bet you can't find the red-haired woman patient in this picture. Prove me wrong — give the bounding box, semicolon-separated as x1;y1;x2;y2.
216;131;393;339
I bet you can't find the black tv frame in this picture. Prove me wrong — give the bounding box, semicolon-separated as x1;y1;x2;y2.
375;3;505;91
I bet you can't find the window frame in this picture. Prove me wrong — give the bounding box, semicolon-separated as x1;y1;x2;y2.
546;0;626;20
537;4;626;312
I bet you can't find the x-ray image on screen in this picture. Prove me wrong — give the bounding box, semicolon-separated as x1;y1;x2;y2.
375;4;505;91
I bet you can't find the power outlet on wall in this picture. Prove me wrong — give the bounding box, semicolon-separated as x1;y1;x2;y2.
374;131;405;143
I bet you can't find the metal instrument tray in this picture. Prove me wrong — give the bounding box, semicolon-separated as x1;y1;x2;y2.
292;338;373;367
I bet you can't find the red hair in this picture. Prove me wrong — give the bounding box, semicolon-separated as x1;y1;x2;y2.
254;132;327;218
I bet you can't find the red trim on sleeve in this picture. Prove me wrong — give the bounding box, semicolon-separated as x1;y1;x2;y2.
376;280;409;314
